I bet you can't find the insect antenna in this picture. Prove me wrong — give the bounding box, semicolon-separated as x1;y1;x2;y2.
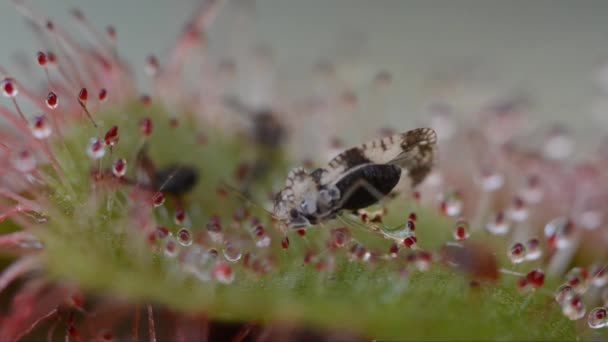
218;180;279;221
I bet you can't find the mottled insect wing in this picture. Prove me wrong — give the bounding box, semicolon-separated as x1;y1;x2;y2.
322;128;437;187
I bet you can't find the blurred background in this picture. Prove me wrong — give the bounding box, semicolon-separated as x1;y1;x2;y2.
0;0;607;144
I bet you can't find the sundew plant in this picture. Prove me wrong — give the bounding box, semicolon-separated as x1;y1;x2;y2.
0;1;607;341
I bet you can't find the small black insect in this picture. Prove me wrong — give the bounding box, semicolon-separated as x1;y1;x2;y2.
153;165;199;196
135;146;199;196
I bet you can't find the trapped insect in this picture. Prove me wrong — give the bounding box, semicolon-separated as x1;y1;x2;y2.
135;145;199;196
273;128;437;229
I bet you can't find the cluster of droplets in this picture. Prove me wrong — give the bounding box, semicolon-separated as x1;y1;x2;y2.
552;265;608;324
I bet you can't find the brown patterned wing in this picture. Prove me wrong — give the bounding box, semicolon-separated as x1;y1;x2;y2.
322;128;437;187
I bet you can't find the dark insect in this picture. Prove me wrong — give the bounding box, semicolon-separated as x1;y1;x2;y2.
153;165;199;195
135;145;199;195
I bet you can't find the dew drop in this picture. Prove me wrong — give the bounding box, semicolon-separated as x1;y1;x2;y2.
155;226;169;240
98;88;108;102
508;242;526;264
1;78;18;98
441;191;463;216
177;228;193;247
78;87;88;102
526;269;545;288
590;264;608;287
37;51;47;66
555;285;575;305
256;235;271;248
164;237;178;257
578;210;603;230
508;197;529;222
46;92;58;109
174;208;186;225
408;212;417;222
140;117;153;137
415;251;433;271
453;220;470;241
520;175;543;204
406;219;416;232
544;217;574;249
47;52;56;64
543;127;573;161
87;138;105;159
104;126;119;147
566;267;589;293
588;307;608;329
13;150;36;173
213;263;235;284
403;236;417;249
388;243;399;258
145;55;160;76
222;242;242;262
253;225;271;248
112;158;127;177
350;244;371;262
152;192;165;207
524;238;542;261
207;220;223;243
31;115;52;139
562;295;586;320
330;227;350;248
485;211;510;235
281;236;290;249
479;171;504;192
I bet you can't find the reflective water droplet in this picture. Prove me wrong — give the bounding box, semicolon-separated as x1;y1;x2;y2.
87;138;105;159
112;158;127;177
544;217;574;249
2;78;18;98
152;192;165;207
587;307;608;329
174;208;186;225
13;150;36;173
403;236;417;249
213;263;234;284
177;228;192;247
525;269;545;288
281;236;290;250
578;210;603;230
453;220;469;241
155;226;169;240
164;237;178;257
508;197;528;222
479;172;504;192
566;267;589;293
590;264;608;287
508;242;526;264
485;212;509;235
253;225;271;248
31;115;52;139
443;198;462;217
562;295;586;320
525;238;542;261
222;242;242;262
330;227;350;248
555;285;575;305
46;92;58;109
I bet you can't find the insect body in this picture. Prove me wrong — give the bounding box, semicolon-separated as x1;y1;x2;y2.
273;128;437;228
